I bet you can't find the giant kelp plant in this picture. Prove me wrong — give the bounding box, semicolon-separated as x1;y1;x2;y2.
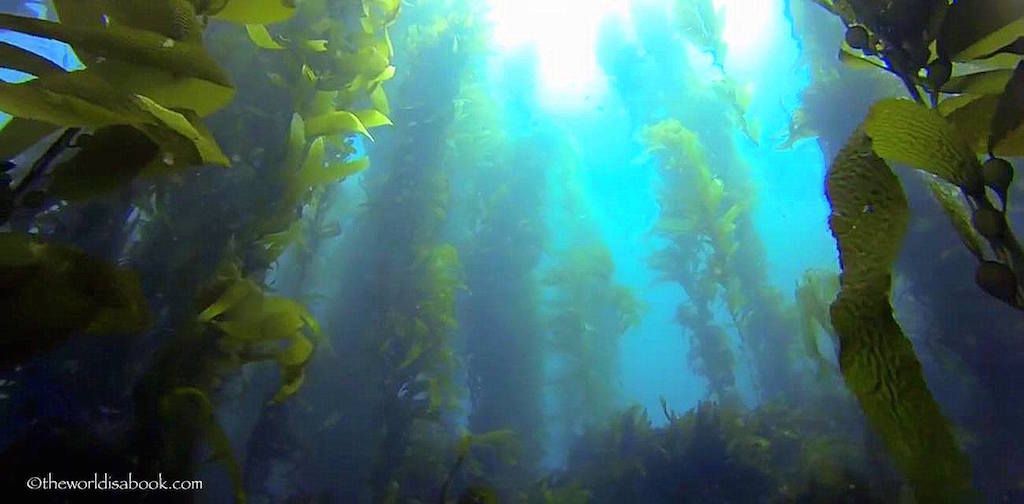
1;0;398;501
543;155;642;441
809;0;1024;501
642;119;744;404
448;82;550;498
641;118;808;407
282;6;474;501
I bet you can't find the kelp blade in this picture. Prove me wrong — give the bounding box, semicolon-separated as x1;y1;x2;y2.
826;130;973;503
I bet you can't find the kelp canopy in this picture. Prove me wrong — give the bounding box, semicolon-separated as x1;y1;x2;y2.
0;0;1023;502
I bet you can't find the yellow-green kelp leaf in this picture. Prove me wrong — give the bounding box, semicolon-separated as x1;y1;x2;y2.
929;179;985;260
198;272;318;405
32;3;235;117
795;269;839;378
368;64;396;88
838;44;887;71
0;70;225;184
293;149;368;192
288;136;325;196
0;13;231;88
328;157;370;180
354;109;392;129
305;110;373;141
456;428;521;466
946;94;1024;156
212;0;297;25
305;90;337;118
270;367;304;404
197;277;255;322
826;130;974;503
369;84;390;115
84;61;235;117
0;232;150;366
0;78;129;127
941;68;1014;95
133;94;230;166
159;388;244;504
244;24;284;50
864;98;984;195
938;0;1024;62
283;113;306;173
302;39;328;52
938;93;986;117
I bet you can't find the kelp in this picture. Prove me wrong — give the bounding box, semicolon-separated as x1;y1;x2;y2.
937;0;1024;62
988;61;1024;154
641;117;802;403
864;99;984;195
811;2;1024;497
234;0;398;267
0;1;405;502
0;231;149;366
548;400;892;502
545;240;640;432
0;0;242;204
795;270;840;378
642;119;742;402
159;387;245;503
211;0;297;25
863;98;1024;306
440;428;522;500
196;261;319;404
825;130;973;502
929;179;985;261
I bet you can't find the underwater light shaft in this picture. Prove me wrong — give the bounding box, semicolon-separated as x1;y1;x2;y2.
485;0;781;109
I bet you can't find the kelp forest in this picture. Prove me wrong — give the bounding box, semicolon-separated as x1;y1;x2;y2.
1;0;1024;502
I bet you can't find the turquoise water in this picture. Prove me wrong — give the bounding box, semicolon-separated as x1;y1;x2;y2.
8;1;1021;502
475;0;840;444
2;0;842;459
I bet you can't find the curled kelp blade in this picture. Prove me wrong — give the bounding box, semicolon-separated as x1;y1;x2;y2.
826;129;974;503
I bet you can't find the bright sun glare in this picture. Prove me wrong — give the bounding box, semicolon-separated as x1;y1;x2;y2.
486;0;630;110
714;0;776;62
485;0;779;110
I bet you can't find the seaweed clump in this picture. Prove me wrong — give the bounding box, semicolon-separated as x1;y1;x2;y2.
539;401;900;504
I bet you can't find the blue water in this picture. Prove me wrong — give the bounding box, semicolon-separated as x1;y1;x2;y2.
1;0;855;487
486;0;837;419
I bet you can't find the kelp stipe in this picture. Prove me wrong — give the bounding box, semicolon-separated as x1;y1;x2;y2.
811;0;1024;500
